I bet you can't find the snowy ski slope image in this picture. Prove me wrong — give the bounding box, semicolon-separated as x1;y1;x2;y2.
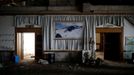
55;22;84;39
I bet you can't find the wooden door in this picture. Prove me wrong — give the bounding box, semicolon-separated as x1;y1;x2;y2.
35;32;42;60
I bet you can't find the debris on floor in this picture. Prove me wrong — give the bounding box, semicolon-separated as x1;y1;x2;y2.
83;57;104;66
1;60;134;75
38;59;49;64
22;60;29;65
20;65;25;69
95;58;103;66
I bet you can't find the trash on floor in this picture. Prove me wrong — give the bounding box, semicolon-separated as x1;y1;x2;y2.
38;59;49;64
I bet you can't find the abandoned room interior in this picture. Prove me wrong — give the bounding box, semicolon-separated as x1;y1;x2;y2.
0;0;134;75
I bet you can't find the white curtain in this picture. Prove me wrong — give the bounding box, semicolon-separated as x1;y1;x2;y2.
125;16;134;25
15;15;44;26
15;15;124;58
95;15;124;26
43;15;86;51
43;15;123;50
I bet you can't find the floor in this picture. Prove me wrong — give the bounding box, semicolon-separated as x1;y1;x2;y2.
96;52;104;60
1;60;134;75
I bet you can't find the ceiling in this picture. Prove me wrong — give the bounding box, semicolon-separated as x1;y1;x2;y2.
85;0;134;5
0;0;134;7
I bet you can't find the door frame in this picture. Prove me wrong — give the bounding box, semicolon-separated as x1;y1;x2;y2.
15;27;42;60
96;27;123;61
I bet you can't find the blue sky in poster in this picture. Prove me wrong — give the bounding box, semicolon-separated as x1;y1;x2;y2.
55;22;84;39
55;22;66;30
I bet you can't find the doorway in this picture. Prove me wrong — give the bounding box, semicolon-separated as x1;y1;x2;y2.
16;28;42;63
23;33;35;60
17;33;35;61
104;33;121;61
96;28;123;61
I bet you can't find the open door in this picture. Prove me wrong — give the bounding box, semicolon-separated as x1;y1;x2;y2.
17;33;23;60
35;32;43;60
96;33;104;60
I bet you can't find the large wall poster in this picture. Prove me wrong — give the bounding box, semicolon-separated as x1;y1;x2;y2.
55;21;84;39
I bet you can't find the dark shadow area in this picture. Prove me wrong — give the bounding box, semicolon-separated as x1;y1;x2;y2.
84;0;134;5
1;60;134;75
65;51;82;64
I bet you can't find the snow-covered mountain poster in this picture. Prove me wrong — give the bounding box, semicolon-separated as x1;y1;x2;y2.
55;22;84;39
